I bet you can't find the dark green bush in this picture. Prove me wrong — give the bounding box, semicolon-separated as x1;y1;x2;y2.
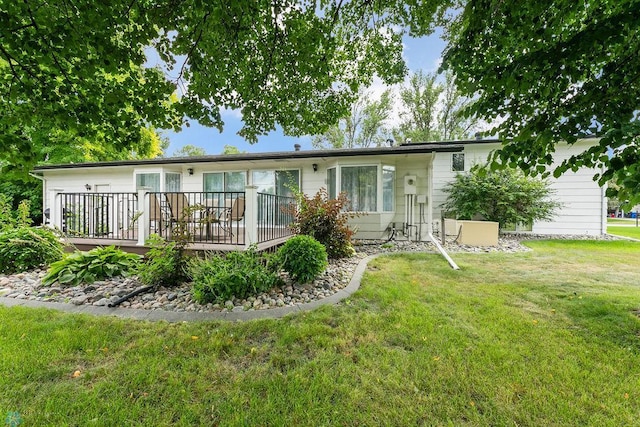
442;165;561;229
276;235;327;284
290;188;358;259
137;234;189;287
0;226;64;274
42;245;141;286
190;246;282;304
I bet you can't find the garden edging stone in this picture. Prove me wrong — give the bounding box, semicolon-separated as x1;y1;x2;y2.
0;253;382;322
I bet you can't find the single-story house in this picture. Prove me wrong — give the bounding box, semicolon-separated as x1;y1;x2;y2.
32;137;607;251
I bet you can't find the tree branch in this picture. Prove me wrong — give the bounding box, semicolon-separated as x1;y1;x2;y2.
176;10;211;84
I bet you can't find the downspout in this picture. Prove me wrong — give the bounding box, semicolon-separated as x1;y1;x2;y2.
428;232;460;270
427;153;459;270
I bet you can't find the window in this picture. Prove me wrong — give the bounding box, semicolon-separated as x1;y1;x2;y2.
382;166;395;212
341;166;377;212
136;173;160;192
203;172;246;192
327;168;336;199
165;173;181;192
327;164;396;212
452;153;465;172
203;172;246;206
136;172;181;192
252;170;300;196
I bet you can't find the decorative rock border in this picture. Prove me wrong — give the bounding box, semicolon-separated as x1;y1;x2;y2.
0;235;618;321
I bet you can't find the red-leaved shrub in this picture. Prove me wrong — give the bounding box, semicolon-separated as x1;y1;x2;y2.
289;188;360;259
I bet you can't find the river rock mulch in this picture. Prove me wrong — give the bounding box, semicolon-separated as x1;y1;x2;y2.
0;234;619;314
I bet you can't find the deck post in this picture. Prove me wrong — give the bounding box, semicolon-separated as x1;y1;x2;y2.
244;185;258;248
48;188;64;231
137;188;150;246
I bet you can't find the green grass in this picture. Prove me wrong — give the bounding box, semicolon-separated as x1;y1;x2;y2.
608;225;640;239
607;218;635;225
2;240;640;425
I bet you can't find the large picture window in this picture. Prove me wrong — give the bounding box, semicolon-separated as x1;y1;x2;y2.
203;171;246;193
326;164;396;212
341;166;378;212
252;170;300;196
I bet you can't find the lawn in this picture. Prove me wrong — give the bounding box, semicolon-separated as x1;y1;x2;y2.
607;218;636;225
608;225;640;239
1;240;639;425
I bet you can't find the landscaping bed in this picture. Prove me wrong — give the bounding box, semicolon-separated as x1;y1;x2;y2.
0;236;583;313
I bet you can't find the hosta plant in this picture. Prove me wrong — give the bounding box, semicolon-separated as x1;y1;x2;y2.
43;245;141;287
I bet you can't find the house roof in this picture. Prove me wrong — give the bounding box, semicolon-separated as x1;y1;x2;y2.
33;140;483;171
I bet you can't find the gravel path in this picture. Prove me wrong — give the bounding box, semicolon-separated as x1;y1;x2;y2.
0;235;616;314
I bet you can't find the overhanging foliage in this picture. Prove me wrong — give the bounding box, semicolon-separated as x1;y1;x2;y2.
442;0;640;204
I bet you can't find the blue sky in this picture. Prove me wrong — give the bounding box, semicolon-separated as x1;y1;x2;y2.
163;32;446;156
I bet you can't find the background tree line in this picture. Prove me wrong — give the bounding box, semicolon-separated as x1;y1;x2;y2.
312;70;477;149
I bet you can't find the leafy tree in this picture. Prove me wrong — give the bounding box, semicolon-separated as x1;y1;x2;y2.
312;90;394;149
442;0;640;204
0;126;167;224
437;72;476;140
2;1;452;174
0;177;43;225
395;70;444;143
173;145;207;157
6;0;633;204
221;145;247;155
442;165;561;229
393;70;477;143
38;127;168;165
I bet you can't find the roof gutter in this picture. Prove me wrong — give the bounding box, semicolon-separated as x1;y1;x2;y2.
32;145;464;171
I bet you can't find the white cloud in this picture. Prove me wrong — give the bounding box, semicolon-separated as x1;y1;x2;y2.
220;107;243;120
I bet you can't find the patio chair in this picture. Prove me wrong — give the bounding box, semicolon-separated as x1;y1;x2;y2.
206;197;245;240
148;193;171;236
166;193;204;237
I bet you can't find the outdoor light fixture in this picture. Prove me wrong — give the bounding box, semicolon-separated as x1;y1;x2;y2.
187;167;194;175
84;184;92;191
312;163;318;172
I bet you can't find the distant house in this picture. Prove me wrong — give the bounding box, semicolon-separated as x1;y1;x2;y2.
32;137;606;250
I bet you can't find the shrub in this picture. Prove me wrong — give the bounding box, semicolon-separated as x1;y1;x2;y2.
442;165;562;229
137;234;189;287
0;226;64;274
0;194;16;232
276;235;327;284
42;245;141;286
190;246;282;304
290;188;358;259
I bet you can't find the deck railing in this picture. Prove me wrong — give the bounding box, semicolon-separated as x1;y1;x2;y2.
52;189;296;247
148;191;246;245
257;192;296;242
58;193;138;240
